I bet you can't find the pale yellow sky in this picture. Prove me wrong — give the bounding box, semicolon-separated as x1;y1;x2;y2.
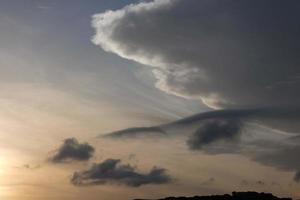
0;86;298;200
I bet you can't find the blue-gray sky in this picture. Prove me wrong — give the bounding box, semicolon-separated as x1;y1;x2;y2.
0;0;203;118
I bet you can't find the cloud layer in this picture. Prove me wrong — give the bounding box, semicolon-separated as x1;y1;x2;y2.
92;0;300;109
102;108;300;182
71;159;171;187
50;138;95;163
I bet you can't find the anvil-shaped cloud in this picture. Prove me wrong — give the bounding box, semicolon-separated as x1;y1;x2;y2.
92;0;300;110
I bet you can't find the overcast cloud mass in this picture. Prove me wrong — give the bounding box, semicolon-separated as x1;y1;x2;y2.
92;0;300;185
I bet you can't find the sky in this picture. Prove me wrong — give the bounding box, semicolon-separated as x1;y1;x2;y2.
0;0;300;199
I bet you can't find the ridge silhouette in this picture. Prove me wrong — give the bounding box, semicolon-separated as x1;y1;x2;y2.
134;191;292;200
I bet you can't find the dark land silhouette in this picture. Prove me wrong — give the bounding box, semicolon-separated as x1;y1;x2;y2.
134;192;292;200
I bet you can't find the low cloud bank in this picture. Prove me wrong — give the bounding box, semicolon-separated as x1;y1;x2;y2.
71;159;171;187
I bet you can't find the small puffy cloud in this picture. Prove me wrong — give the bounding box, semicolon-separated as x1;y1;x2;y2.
71;159;171;187
49;138;95;163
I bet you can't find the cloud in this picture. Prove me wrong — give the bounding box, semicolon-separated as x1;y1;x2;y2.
186;119;242;150
252;145;300;171
22;164;41;170
294;171;300;183
92;0;300;183
105;107;300;138
191;121;300;182
105;126;166;138
102;108;300;181
49;138;95;163
200;177;216;186
256;180;265;186
92;0;300;109
71;159;171;187
103;109;251;138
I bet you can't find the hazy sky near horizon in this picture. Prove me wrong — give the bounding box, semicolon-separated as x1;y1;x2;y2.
0;0;300;200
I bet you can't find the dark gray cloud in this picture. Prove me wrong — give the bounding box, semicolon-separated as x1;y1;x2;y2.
186;119;242;150
193;122;300;182
92;0;300;109
103;109;253;138
105;107;300;138
50;138;95;163
71;159;171;187
253;145;300;171
294;171;300;183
